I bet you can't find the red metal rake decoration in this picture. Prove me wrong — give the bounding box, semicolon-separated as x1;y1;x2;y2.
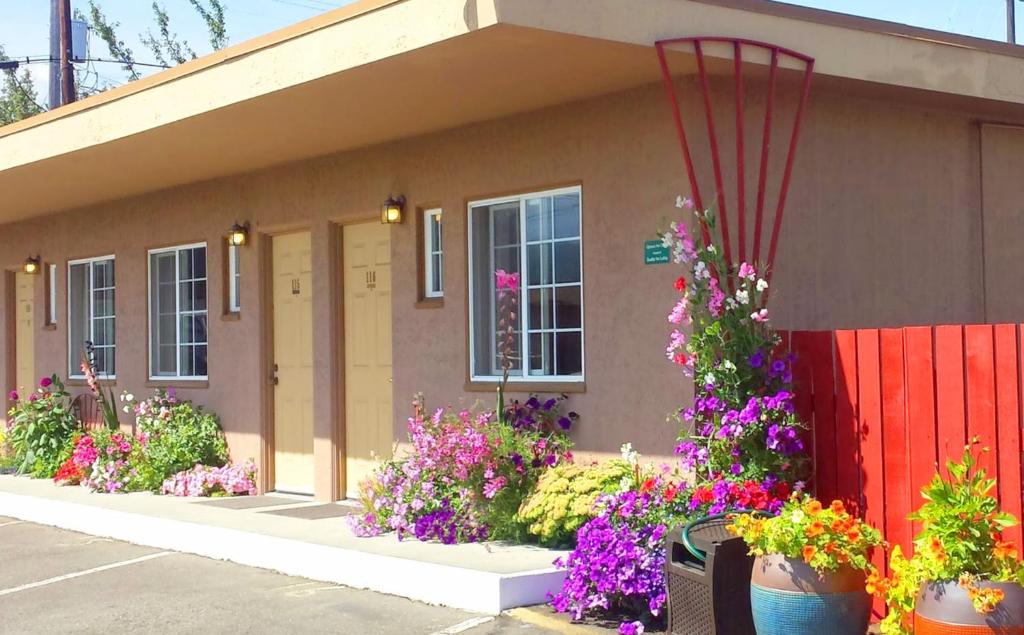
655;37;814;300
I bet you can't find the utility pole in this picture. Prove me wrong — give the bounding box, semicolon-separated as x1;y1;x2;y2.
1009;0;1017;45
58;0;75;106
48;0;61;109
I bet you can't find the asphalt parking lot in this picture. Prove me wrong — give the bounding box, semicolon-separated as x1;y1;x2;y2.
0;516;561;635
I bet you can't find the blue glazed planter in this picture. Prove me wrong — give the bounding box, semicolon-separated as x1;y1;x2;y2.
750;554;871;635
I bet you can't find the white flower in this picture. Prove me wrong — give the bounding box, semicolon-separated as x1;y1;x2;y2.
704;372;715;385
756;279;768;292
675;195;685;208
661;233;673;248
725;297;737;310
735;289;749;304
126;393;134;402
620;442;639;466
723;359;736;371
707;244;717;254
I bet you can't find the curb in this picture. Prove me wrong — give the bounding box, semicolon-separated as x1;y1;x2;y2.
0;490;566;615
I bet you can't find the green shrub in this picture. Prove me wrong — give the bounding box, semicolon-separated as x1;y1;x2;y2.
517;460;632;547
6;375;79;478
127;390;229;491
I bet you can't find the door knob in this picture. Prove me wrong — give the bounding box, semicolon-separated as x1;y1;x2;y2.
272;363;279;386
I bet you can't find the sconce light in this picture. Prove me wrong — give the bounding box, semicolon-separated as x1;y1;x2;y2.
380;195;406;225
23;255;40;274
228;222;250;247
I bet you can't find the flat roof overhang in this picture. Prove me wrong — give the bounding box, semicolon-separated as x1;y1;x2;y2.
3;0;1024;222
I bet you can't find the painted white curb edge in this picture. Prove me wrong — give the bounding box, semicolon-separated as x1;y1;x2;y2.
0;491;565;614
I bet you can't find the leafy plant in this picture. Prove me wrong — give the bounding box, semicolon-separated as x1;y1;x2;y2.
517;460;631;547
6;375;79;478
870;444;1024;634
80;342;120;430
124;389;229;491
729;494;883;573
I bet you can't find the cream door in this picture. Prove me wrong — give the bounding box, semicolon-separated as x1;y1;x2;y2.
272;232;315;494
343;222;393;498
15;273;34;395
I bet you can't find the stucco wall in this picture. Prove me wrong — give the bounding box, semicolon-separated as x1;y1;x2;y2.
1;76;1020;498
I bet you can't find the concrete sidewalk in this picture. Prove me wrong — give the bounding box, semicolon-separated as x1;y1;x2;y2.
0;475;568;614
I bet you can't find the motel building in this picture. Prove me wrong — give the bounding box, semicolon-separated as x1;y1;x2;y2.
2;0;1024;502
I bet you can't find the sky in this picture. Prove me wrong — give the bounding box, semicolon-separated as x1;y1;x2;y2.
0;0;1019;108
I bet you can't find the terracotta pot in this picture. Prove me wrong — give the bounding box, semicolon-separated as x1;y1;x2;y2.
915;580;1024;634
749;553;871;635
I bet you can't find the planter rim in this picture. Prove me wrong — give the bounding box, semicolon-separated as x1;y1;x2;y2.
751;553;867;594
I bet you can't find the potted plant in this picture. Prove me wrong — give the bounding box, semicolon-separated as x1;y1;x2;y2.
729;493;883;635
870;445;1024;635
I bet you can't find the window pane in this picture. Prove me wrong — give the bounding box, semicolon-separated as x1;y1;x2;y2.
555;286;582;329
179;281;194;312
194;315;208;345
527;243;552;286
180;344;194;377
528;331;554;376
194;344;208;377
193;280;207;312
431;253;442;294
492;204;519;247
92;259;113;288
528;288;553;331
93;317;114;347
555;331;583;376
431;213;442;250
180;315;194;345
192;247;207;280
494;245;518;273
150;252;177;376
553;194;581;239
93;289;114;318
525;197;552;242
179;250;193;280
68;263;88;373
554;239;581;284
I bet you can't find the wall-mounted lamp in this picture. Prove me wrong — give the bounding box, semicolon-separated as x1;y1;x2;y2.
228;222;250;247
380;195;406;225
23;255;41;274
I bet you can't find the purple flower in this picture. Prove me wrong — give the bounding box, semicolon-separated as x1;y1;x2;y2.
558;416;572;430
39;376;52;388
748;351;764;368
7;391;17;401
543;398;558;411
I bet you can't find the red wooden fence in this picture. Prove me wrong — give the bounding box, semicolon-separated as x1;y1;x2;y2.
783;325;1024;580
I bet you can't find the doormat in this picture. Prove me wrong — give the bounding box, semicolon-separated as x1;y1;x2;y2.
259;504;360;520
193;496;303;510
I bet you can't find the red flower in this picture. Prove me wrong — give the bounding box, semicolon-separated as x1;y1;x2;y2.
674;276;687;292
664;486;678;503
640;478;656;494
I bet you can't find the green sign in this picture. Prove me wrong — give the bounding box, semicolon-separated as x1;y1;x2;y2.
644;240;670;265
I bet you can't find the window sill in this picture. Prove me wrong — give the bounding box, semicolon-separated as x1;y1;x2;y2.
415;298;444;309
146;379;210;389
67;378;117;388
221;312;241;322
464;380;586;394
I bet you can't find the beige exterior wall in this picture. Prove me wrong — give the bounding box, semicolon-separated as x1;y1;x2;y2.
2;76;1022;499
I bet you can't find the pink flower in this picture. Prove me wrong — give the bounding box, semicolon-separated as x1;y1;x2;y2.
39;376;52;388
8;391;18;401
751;308;769;323
708;278;725;318
737;262;756;281
495;269;519;293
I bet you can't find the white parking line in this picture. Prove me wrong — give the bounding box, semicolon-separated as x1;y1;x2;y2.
0;551;173;597
0;521;22;528
429;616;495;635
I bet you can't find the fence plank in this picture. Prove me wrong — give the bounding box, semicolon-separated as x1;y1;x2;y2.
934;325;967;474
857;330;886;580
965;325;998;478
807;331;838;502
904;326;937;534
880;328;911;559
996;325;1023;547
834;330;861;512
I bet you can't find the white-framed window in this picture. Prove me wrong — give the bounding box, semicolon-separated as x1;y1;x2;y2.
148;243;208;380
424;208;443;298
228;243;241;313
68;256;116;378
47;263;57;326
468;186;584;381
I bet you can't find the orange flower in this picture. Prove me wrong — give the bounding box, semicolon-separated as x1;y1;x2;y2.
823;541;837;554
806;520;825;538
829;500;846;514
865;571;887;596
802;545;817;563
831;519;845;532
837;551;850;564
994;540;1019;560
805;500;823;515
845;527;861;543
